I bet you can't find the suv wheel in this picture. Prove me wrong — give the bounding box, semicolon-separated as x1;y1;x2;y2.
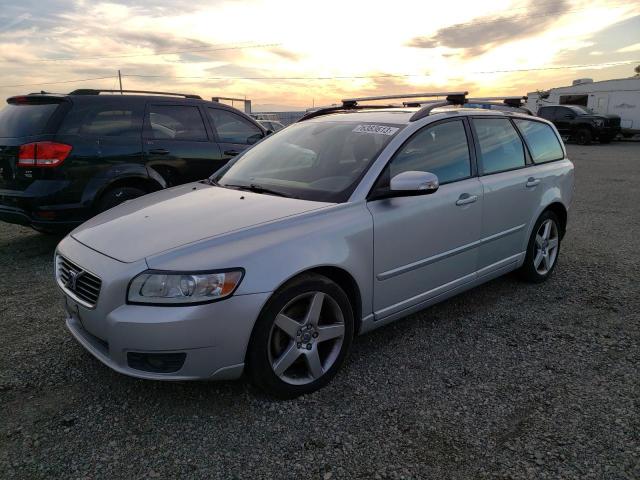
97;186;146;213
519;211;561;283
575;128;592;145
247;274;354;398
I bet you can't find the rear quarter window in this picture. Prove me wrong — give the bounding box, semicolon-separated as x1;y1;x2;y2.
513;119;564;163
0;103;60;137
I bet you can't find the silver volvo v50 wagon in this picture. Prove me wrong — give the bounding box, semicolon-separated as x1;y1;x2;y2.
55;92;574;398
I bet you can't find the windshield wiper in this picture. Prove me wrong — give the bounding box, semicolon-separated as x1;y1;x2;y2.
222;183;292;198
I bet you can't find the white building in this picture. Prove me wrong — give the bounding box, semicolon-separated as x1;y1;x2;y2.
526;77;640;136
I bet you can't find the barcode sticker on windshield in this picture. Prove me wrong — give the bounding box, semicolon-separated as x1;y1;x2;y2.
353;124;399;136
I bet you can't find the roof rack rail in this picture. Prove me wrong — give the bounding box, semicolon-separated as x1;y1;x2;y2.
341;91;465;108
298;92;467;122
298;104;397;122
68;89;202;99
467;96;528;108
409;92;468;122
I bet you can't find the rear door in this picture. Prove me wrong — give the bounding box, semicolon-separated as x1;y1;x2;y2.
553;107;575;135
206;108;265;162
471;117;542;275
143;103;223;184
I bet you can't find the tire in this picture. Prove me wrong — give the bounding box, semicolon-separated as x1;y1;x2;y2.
575;128;592;145
518;210;561;283
246;274;354;399
96;186;146;213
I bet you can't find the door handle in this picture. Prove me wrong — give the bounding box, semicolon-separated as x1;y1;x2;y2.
455;193;478;206
526;177;540;188
149;148;169;155
224;150;240;156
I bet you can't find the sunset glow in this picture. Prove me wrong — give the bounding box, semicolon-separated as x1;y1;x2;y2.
1;0;639;110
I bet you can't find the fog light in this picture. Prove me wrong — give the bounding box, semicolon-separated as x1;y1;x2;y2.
127;352;186;373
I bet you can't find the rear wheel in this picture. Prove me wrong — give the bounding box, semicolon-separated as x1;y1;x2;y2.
575;128;592;145
247;274;354;398
96;186;146;213
518;211;561;283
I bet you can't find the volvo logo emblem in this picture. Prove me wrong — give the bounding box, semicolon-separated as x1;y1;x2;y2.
66;270;84;291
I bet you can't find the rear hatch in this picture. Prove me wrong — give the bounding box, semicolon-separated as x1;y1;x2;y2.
0;95;69;191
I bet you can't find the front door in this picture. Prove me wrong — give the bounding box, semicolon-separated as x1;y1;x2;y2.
143;103;223;184
206;108;265;165
367;118;482;319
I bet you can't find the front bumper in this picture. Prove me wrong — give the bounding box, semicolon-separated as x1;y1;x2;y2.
596;126;621;138
57;235;271;381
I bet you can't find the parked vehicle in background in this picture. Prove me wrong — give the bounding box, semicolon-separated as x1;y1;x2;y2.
0;89;266;233
537;104;621;144
526;77;640;138
257;119;285;132
55;92;574;398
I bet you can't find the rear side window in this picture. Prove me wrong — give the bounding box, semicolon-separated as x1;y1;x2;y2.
389;120;471;184
59;103;143;137
513;119;564;163
473;118;525;174
208;109;263;145
147;105;208;141
537;107;555;121
0;103;60;137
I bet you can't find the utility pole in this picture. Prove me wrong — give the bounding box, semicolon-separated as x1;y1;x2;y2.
118;70;123;94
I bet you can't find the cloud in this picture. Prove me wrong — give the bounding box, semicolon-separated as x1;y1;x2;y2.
268;47;302;62
617;42;640;53
407;0;570;57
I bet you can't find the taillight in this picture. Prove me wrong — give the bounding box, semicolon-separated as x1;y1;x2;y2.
18;142;72;168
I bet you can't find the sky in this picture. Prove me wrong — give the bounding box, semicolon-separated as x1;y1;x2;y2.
0;0;639;111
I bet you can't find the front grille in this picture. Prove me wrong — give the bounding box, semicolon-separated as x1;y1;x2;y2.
56;255;102;308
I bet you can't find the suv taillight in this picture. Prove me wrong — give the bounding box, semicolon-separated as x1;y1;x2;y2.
18;142;72;168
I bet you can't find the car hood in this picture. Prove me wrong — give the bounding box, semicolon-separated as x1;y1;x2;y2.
71;183;332;263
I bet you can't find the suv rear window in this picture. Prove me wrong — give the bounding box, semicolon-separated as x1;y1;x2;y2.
513;119;564;163
0;103;60;137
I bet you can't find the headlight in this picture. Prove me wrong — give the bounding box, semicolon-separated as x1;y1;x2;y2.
127;270;244;305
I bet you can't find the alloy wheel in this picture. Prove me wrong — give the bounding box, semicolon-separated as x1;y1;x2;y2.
533;219;559;275
267;291;345;385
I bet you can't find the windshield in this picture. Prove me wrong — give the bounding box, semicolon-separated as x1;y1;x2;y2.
566;105;593;115
214;120;403;202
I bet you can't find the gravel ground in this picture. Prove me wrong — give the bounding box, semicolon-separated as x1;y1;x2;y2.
1;142;639;479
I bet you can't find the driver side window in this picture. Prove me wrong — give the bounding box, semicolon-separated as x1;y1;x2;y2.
388;120;471;185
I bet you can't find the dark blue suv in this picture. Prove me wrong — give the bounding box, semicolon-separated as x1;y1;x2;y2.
0;89;267;233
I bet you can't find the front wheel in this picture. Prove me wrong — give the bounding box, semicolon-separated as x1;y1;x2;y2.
96;186;146;213
518;211;561;283
246;274;354;398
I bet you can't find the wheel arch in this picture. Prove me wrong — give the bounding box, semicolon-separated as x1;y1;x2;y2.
543;201;568;239
270;265;364;336
91;175;164;210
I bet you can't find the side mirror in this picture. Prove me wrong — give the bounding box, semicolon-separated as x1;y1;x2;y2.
265;129;274;136
389;171;439;195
